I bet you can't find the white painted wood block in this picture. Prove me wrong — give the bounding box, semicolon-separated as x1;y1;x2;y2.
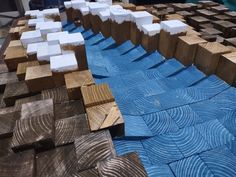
37;43;62;62
47;31;69;45
160;20;188;35
141;23;161;36
20;30;43;48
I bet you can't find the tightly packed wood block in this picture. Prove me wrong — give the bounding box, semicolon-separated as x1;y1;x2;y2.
111;21;131;45
42;86;69;104
55;114;90;146
14;94;42;111
188;16;210;30
216;52;236;85
153;4;167;11
65;70;95;100
81;84;115;108
100;19;111;38
25;64;55;92
0;63;8;74
213;14;231;21
122;3;136;11
74;130;116;171
194;42;231;75
175;36;207;66
0;137;14;158
90;15;101;34
130;22;142;45
201;27;223;36
141;32;159;53
224;37;236;47
0;72;18;92
86;102;124;137
9;26;29;40
196;9;217;19
16;61;39;81
135;6;147;11
211;5;229;14
81;14;91;30
77;168;99;177
213;20;236;38
152;15;160;23
16;20;28;26
66;7;73;21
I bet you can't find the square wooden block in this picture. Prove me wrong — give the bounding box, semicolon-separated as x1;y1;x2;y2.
135;6;147;11
3;81;31;106
25;64;55;92
213;20;236;38
188;16;210;30
74;130;116;171
0;63;8;74
224;37;236;47
196;9;217;19
122;3;136;11
86;102;124;137
65;70;95;100
11;114;54;152
141;32;159;53
90;15;100;34
16;61;39;81
81;84;115;108
194;42;231;75
111;21;131;45
100;19;111;38
175;36;207;66
130;22;142;45
81;14;91;30
0;72;18;93
0;137;14;158
216;52;236;85
14;94;42;111
55;114;90;146
42;86;69;104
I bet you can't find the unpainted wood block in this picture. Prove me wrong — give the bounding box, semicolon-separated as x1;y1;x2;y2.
211;5;229;13
152;15;160;23
201;27;223;36
224;37;236;47
14;94;42;111
199;1;219;7
176;11;194;19
25;64;55;92
100;19;111;38
0;137;14;158
175;35;207;66
0;150;35;177
216;52;236;85
135;6;147;11
0;72;18;93
81;14;91;30
36;145;78;177
86;102;124;137
186;29;202;37
111;21;131;45
213;20;236;38
77;168;99;177
65;70;95;100
196;9;217;19
66;7;73;21
42;86;69;104
188;16;210;30
0;63;8;74
16;61;39;81
11;113;54;152
74;130;116;171
153;4;167;11
199;23;214;29
17;19;28;26
55;114;90;146
122;3;136;11
141;32;159;53
89;15;100;34
130;22;142;46
81;84;115;108
213;14;231;21
194;42;231;75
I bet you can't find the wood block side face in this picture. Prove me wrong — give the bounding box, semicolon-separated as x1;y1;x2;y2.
130;23;142;45
77;168;99;177
0;137;14;158
15;94;42;111
90;15;101;34
75;130;116;171
17;61;40;80
111;21;131;45
82;14;91;30
100;20;111;38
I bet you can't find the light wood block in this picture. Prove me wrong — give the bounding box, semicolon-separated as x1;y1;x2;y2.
42;86;69;104
122;3;136;11
135;6;147;11
16;61;39;81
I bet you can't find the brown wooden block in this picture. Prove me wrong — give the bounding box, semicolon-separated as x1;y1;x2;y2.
86;102;124;137
224;37;236;47
36;145;78;177
4;46;29;71
152;15;160;23
17;20;28;26
0;150;35;177
7;40;22;49
111;21;131;45
0;94;5;108
16;61;39;81
21;99;54;119
213;14;231;21
77;168;99;177
65;70;95;100
97;152;147;177
25;64;55;92
176;11;195;20
201;33;217;42
74;130;116;171
196;9;217;19
213;20;236;38
225;11;236;23
14;94;42;111
89;15;100;34
194;42;231;75
216;52;236;85
199;1;219;7
186;29;202;37
3;81;31;107
81;84;115;108
141;32;159;53
135;6;147;11
0;63;8;74
122;3;136;11
211;5;229;13
200;27;223;36
66;7;73;21
55;114;90;146
188;16;210;30
100;19;111;38
130;22;142;45
81;14;91;30
171;3;192;11
153;4;167;11
0;111;20;138
11;113;54;152
199;23;214;29
152;10;168;21
42;86;69;104
0;137;14;158
175;36;207;66
0;72;18;93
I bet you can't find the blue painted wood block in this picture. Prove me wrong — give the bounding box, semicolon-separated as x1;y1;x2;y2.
98;76;126;90
145;165;175;177
226;140;236;156
142;134;184;165
117;41;135;54
142;111;179;136
123;45;147;62
144;69;165;80
200;146;236;177
63;22;76;32
219;110;236;136
86;33;104;45
81;29;94;39
70;26;84;33
195;119;235;148
98;37;116;50
156;77;186;90
167;105;204;128
89;64;109;78
169;155;215;177
170;126;210;157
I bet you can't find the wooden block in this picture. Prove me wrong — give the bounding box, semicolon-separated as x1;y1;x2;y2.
55;114;90;146
0;63;8;74
122;3;136;11
0;150;35;177
211;5;229;13
225;11;236;23
21;99;54;119
153;4;167;11
90;15;101;34
201;33;217;42
186;29;202;37
0;72;18;93
77;168;99;177
74;130;116;171
17;19;28;26
194;42;231;75
141;32;159;53
196;9;217;19
3;81;31;107
100;19;111;38
130;22;142;45
152;10;168;21
14;94;42;111
152;15;160;23
188;16;210;30
216;52;236;85
224;37;236;47
81;84;115;108
36;145;79;177
4;46;29;71
213;14;231;21
42;86;69;104
8;40;22;48
175;36;207;66
0;137;14;158
199;1;219;8
25;64;55;92
11;113;54;152
55;100;85;120
111;21;131;45
176;11;195;19
200;27;223;36
16;61;39;81
135;6;147;11
171;3;192;11
199;23;214;29
0;111;20;138
65;70;95;100
81;14;91;30
97;152;147;177
213;20;236;38
86;102;124;137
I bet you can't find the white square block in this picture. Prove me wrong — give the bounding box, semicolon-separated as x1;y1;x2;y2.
80;7;89;15
88;3;109;15
50;53;78;72
96;0;112;5
43;8;60;16
37;43;62;62
110;8;131;24
98;5;123;22
64;1;72;8
36;21;62;35
160;20;188;35
59;33;85;46
28;18;46;27
27;42;48;55
20;30;43;48
47;31;69;45
72;0;86;9
131;11;153;29
25;10;43;18
141;23;161;36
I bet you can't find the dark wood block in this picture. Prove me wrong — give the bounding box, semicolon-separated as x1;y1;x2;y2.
81;84;115;108
224;37;236;47
200;33;217;42
200;27;223;36
55;114;90;146
211;5;229;14
152;10;168;21
188;16;210;30
130;22;142;45
176;11;195;19
14;94;42;111
16;61;39;81
89;15;100;34
0;72;18;93
42;86;69;104
65;70;95;100
55;100;85;120
36;145;78;177
74;130;116;171
77;168;99;177
175;35;207;66
100;19;111;38
11;114;54;152
196;9;217;19
0;150;35;177
141;32;159;53
213;20;236;38
199;23;214;29
3;81;31;107
194;42;231;75
111;21;131;45
0;137;14;158
97;152;147;177
171;3;192;11
86;102;124;137
0;94;5;108
199;1;219;8
213;14;231;21
81;14;91;30
216;52;236;85
0;63;8;74
66;7;73;21
153;4;167;11
21;99;54;119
